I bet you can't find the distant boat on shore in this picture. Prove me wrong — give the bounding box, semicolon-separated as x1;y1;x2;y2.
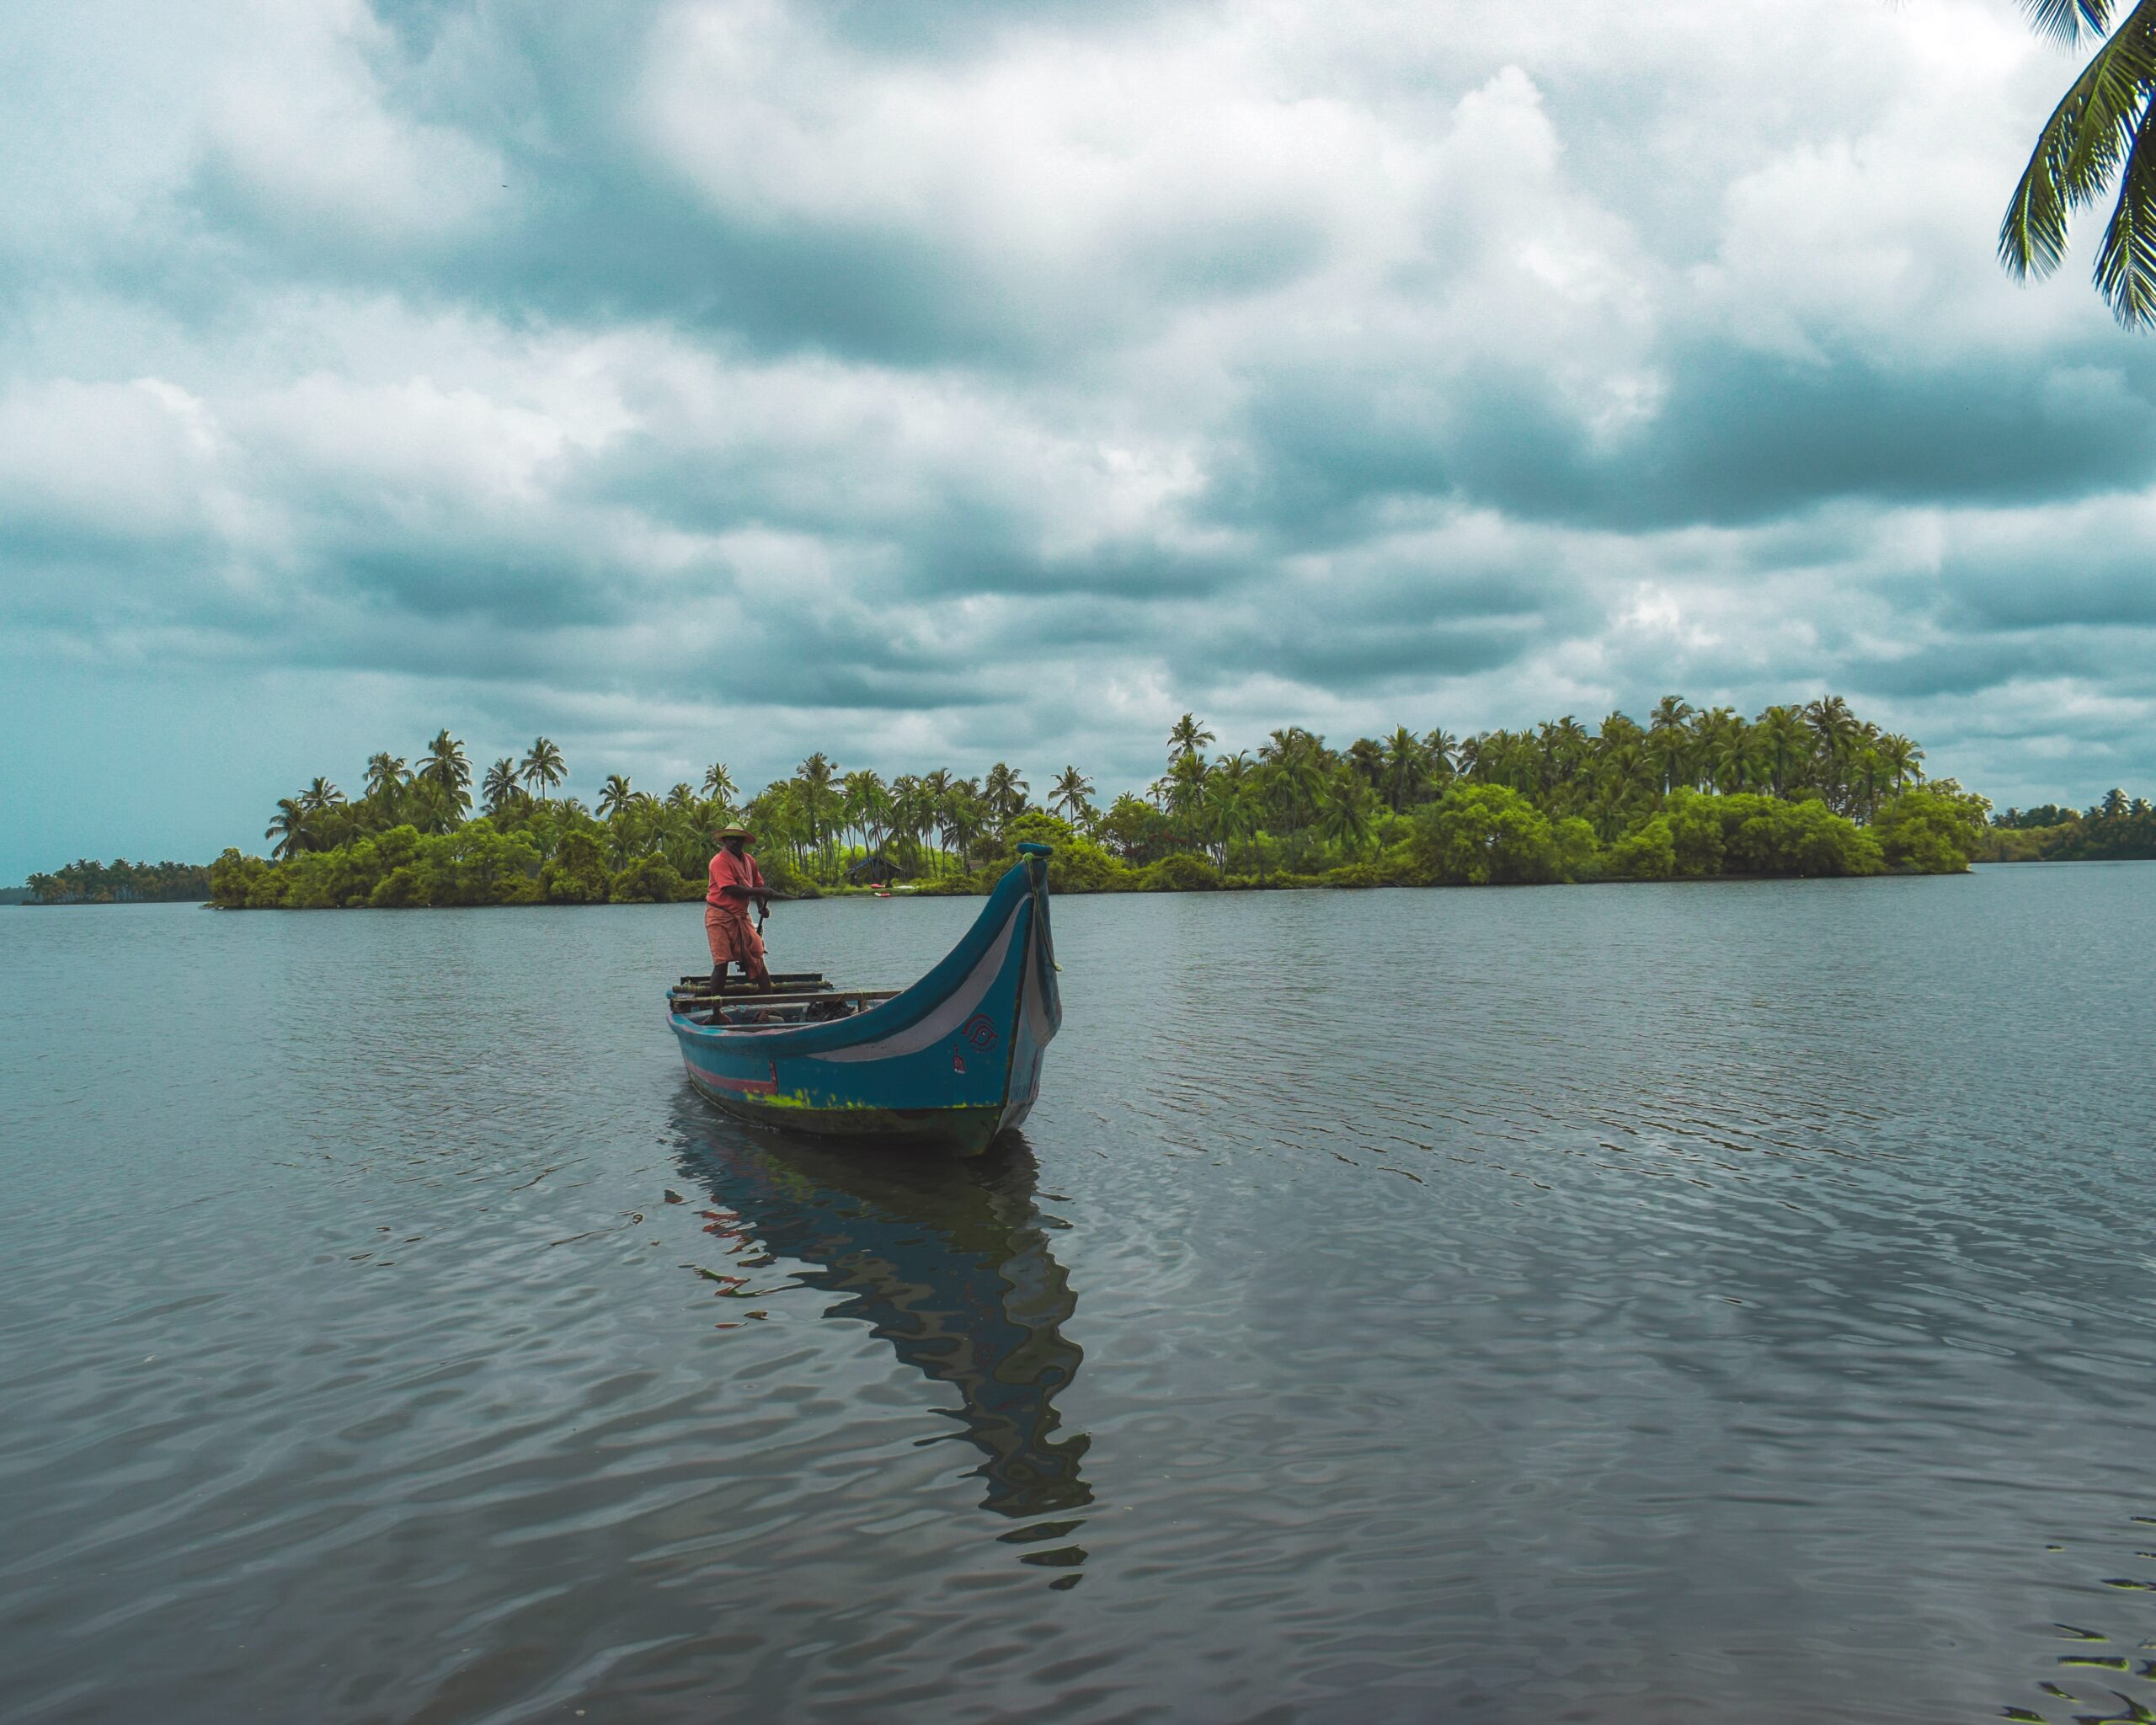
667;843;1061;1156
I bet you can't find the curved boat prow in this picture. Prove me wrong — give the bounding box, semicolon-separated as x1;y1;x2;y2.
669;844;1062;1156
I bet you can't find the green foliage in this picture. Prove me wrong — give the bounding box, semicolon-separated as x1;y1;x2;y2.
1999;0;2156;326
1045;838;1130;894
199;706;2140;910
1605;817;1676;880
1410;784;1593;884
754;849;819;898
542;831;610;905
209;850;270;908
1141;853;1223;891
609;854;690;904
1726;798;1884;878
1006;810;1079;850
1095;793;1177;866
1665;790;1729;876
966;813;1133;894
1653;790;1884;879
1872;788;1992;874
26;858;212;905
1551;817;1599;883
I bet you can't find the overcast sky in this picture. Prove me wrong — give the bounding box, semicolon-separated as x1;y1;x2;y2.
3;0;2152;879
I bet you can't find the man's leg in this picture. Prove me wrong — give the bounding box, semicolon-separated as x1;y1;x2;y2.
705;903;734;994
738;916;771;988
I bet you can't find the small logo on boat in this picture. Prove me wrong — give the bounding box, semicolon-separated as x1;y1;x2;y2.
961;1014;1000;1052
952;1052;966;1073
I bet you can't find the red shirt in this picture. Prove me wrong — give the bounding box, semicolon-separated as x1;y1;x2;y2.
707;848;766;908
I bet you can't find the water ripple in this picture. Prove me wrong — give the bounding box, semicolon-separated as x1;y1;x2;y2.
1;870;2153;1720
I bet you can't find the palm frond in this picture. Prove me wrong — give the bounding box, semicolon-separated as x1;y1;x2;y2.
2001;0;2156;277
2095;101;2156;322
2023;0;2113;46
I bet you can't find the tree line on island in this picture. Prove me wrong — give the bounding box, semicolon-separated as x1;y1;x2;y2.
190;697;2032;910
22;857;211;905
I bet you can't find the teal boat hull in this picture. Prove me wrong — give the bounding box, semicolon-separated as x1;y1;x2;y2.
669;848;1061;1156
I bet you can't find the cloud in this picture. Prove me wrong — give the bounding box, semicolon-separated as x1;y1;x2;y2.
3;0;2155;877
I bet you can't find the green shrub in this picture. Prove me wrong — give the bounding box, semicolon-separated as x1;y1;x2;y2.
369;866;427;907
1664;790;1731;876
1321;860;1392;889
1140;853;1222;892
754;850;819;898
1607;816;1676;879
1646;790;1882;879
209;848;271;908
610;854;690;904
1410;783;1564;884
1733;798;1881;876
1873;788;1988;873
542;830;611;904
1551;817;1600;882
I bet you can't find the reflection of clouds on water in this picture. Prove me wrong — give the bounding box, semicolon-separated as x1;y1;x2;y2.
672;1103;1091;1579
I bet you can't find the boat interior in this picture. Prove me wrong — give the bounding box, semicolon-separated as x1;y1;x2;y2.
667;972;903;1030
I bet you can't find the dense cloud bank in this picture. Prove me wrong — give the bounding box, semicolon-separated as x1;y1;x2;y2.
2;0;2152;875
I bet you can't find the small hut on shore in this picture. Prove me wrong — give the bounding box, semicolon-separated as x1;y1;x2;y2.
846;853;903;888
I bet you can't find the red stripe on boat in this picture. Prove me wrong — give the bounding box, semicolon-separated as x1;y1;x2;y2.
685;1059;779;1095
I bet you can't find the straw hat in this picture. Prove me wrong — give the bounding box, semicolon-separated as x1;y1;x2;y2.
712;824;754;841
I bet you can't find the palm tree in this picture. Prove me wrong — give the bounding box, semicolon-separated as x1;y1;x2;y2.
1168;713;1214;763
984;762;1030;824
889;774;932;871
1049;766;1095;824
419;729;472;812
264;798;310;861
1422;727;1459;782
1381;727;1428;811
483;759;522;812
1878;734;1925;788
1850;748;1891;823
1645;699;1696;796
1317;769;1377;856
1802;696;1861;805
795;754;841;876
1201;767;1256;868
1161;752;1209;830
1757;705;1811;798
520;737;565;800
1588;740;1654;840
1257;727;1326;830
1650;694;1694;733
300;777;344;814
1545;716;1591;790
940;783;987;870
701;761;736;804
841;769;889;857
597;773;635;821
364;753;408;800
2002;0;2156;325
1705;719;1764;794
906;769;948;871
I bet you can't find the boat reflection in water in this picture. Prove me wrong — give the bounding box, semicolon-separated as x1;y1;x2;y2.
671;1102;1091;1578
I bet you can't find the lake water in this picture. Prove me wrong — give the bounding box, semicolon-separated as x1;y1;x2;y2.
2;865;2153;1724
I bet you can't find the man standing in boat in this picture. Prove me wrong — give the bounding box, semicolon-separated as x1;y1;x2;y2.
706;825;773;992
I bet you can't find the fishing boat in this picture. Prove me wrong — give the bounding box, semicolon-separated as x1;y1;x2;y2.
667;842;1060;1156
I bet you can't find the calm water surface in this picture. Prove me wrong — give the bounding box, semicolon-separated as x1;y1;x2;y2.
2;866;2153;1723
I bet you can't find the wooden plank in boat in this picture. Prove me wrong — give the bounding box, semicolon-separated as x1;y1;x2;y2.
675;988;901;1007
675;972;826;987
